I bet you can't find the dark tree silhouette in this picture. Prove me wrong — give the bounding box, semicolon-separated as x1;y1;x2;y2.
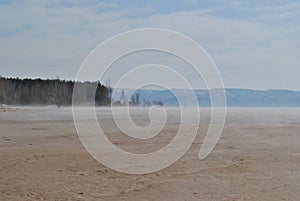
0;77;110;106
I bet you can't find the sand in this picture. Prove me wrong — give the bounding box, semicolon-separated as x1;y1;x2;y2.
0;107;300;200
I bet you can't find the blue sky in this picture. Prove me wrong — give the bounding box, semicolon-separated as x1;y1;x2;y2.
0;0;300;90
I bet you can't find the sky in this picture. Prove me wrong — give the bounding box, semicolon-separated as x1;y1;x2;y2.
0;0;300;90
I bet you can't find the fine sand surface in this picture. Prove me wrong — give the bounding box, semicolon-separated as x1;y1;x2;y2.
1;107;300;201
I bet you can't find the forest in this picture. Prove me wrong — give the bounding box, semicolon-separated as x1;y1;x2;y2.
0;77;111;106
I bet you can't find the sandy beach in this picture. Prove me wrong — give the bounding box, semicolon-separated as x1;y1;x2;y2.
1;107;300;200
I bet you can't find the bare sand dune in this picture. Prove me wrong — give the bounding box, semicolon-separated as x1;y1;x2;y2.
1;107;300;200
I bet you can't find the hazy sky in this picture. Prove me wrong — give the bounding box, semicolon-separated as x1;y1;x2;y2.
1;0;300;90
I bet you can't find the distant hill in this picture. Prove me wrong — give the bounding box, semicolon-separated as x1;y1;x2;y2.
112;88;300;107
1;77;300;107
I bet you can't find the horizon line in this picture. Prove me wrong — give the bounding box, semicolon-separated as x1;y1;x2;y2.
1;76;299;92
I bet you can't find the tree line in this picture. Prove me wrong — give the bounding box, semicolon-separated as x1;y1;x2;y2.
0;77;111;106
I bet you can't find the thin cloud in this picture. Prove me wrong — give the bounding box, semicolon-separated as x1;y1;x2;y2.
0;0;299;89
